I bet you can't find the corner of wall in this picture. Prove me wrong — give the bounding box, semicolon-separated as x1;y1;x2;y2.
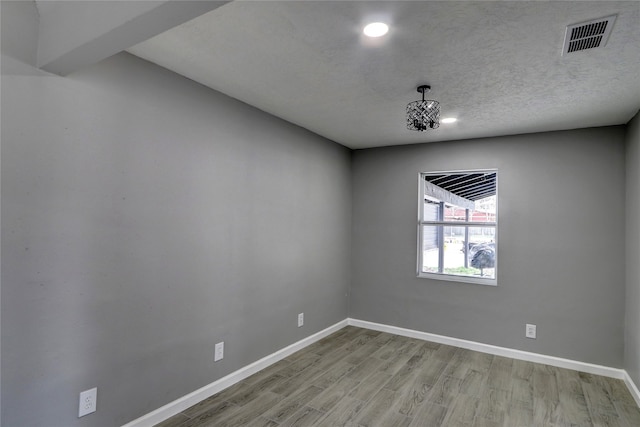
1;0;40;71
624;110;640;388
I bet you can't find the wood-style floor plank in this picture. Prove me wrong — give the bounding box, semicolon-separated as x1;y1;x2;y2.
312;396;365;426
152;326;639;427
475;388;510;425
262;385;323;423
486;356;514;392
309;375;359;413
394;364;436;417
460;368;489;398
442;393;478;426
408;401;448;427
154;413;190;427
352;387;402;426
347;371;391;402
279;406;325;427
504;400;533;427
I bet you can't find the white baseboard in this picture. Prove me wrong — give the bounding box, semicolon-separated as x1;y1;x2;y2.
623;370;640;408
121;319;348;427
348;318;627;380
123;317;640;427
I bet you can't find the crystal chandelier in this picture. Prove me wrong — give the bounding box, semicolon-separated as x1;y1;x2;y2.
406;85;440;131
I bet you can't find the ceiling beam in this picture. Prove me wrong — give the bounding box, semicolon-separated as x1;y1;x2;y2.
37;0;229;76
424;181;475;210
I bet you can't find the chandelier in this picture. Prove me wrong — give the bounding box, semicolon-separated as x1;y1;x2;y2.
406;85;440;131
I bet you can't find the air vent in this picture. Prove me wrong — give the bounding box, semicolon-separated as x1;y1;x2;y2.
562;14;616;55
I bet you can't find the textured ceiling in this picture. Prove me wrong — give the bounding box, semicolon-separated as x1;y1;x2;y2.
127;1;640;149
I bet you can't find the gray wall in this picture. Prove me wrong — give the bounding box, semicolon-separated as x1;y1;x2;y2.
1;3;351;425
625;111;640;386
351;128;627;367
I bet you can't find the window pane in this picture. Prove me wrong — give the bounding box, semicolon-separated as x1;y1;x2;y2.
423;199;440;221
475;196;496;215
422;224;440;251
451;228;496;279
469;195;496;223
421;224;443;273
443;205;468;222
439;195;496;223
422;245;440;274
422;225;496;279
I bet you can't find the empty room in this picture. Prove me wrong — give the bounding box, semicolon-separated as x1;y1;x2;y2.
2;1;640;426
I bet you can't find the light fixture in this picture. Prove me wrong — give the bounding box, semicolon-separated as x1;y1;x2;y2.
441;117;457;124
407;85;440;131
363;22;389;37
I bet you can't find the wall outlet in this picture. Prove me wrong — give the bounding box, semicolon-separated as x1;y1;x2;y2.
78;387;97;417
298;313;304;327
214;341;224;362
526;323;537;339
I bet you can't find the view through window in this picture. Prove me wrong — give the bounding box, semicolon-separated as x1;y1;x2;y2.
418;171;497;284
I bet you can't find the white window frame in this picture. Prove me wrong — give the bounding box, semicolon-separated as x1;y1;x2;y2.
417;170;498;286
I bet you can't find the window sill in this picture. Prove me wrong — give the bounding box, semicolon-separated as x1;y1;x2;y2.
417;272;497;286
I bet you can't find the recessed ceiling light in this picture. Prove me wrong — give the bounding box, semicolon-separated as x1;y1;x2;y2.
363;22;389;38
441;118;457;124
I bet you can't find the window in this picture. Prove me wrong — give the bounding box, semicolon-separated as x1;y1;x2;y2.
418;170;497;285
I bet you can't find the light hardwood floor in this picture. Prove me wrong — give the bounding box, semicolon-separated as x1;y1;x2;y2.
155;326;640;427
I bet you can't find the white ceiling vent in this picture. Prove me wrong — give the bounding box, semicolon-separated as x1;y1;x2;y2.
562;15;616;55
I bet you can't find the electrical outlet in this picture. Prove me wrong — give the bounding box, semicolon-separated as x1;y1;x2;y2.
214;341;224;361
78;387;97;417
298;313;304;327
526;323;537;339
